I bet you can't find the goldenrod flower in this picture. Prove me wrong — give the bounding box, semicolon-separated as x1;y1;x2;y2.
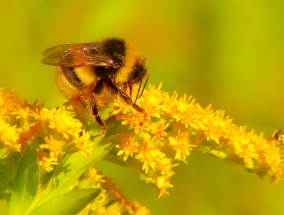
169;131;195;161
0;119;20;153
109;84;284;197
1;85;283;214
0;89;150;214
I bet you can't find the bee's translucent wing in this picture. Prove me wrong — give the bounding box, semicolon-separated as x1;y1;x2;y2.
42;43;117;67
42;44;77;66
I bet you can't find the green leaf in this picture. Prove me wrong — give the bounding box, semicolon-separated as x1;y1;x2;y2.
49;143;112;197
28;188;101;215
0;152;21;198
9;145;40;215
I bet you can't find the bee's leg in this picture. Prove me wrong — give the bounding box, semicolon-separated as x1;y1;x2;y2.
93;79;105;94
92;103;106;130
122;82;133;100
91;79;106;130
105;79;146;115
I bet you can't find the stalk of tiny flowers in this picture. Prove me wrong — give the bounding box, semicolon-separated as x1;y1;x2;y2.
106;84;284;197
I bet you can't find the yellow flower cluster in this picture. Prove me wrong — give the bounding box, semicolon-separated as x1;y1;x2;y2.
0;89;150;214
0;89;93;171
1;84;283;212
111;84;284;197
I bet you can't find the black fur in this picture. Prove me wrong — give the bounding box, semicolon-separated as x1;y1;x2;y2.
102;38;126;66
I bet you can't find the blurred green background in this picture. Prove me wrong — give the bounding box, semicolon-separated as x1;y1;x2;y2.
1;0;284;214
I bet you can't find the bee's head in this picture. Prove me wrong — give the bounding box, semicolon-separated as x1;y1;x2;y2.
129;57;147;84
129;58;148;102
102;38;126;68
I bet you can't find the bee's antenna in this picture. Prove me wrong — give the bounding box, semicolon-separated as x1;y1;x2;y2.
134;79;143;103
138;75;149;100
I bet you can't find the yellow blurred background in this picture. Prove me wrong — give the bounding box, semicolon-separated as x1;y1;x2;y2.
1;0;284;214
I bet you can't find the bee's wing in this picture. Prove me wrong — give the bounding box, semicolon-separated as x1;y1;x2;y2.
42;43;116;67
42;44;75;66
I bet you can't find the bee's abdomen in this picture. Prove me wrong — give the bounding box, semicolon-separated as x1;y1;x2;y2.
56;66;96;100
62;67;84;88
62;66;96;88
56;68;81;99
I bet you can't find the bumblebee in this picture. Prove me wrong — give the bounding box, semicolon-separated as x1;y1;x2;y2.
42;38;148;129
